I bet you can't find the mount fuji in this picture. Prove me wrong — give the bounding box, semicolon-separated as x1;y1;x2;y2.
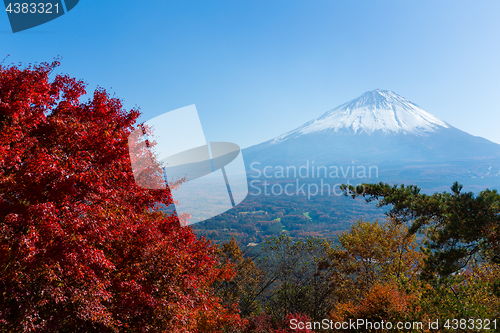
243;90;500;189
272;89;449;140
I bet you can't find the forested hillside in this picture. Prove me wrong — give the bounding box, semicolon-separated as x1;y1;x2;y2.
2;62;499;332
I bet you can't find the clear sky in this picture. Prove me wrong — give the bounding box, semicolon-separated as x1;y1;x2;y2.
2;0;500;148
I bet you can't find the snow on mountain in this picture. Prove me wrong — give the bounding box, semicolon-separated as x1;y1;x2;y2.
243;89;500;188
271;90;449;144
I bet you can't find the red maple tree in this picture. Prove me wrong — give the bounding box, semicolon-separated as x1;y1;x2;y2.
0;61;244;332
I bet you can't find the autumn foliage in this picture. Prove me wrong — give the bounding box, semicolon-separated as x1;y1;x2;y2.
330;282;419;329
3;60;500;332
245;312;315;333
0;61;244;332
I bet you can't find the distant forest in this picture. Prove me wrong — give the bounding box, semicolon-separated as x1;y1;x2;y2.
191;189;387;245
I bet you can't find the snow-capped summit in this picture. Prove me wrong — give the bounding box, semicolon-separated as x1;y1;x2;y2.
272;90;449;144
244;89;500;184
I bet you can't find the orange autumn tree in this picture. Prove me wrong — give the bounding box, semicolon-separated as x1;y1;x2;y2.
323;219;423;303
0;61;244;332
325;219;425;331
330;282;422;332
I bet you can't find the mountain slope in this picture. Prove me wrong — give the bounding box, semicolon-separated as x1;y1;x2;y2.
243;90;500;184
273;89;449;142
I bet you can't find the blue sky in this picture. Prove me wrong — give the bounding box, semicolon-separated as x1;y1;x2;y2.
2;0;500;148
